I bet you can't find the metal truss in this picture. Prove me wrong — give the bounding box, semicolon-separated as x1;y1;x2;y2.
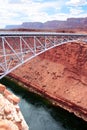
0;31;87;79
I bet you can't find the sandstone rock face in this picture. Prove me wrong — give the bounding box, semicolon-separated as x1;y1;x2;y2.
12;41;87;122
0;84;29;130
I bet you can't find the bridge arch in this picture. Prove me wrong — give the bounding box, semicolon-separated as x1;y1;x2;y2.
0;31;87;79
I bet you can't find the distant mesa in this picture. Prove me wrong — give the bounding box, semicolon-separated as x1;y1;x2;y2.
5;17;87;30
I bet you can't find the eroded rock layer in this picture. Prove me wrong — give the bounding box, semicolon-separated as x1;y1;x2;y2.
0;84;29;130
11;41;87;122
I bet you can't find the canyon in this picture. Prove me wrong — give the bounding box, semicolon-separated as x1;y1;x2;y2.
9;39;87;122
1;21;87;125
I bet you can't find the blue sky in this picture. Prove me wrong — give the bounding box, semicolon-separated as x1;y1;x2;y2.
0;0;87;28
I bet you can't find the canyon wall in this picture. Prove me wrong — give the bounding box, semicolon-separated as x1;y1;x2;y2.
11;41;87;121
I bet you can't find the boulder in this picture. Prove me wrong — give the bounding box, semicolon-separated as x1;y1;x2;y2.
0;84;29;130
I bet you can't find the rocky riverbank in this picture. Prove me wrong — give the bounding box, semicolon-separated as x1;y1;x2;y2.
11;41;87;122
0;84;29;130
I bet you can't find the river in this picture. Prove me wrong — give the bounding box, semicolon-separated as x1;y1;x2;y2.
0;77;87;130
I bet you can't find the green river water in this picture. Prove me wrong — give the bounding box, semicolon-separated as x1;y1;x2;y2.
0;78;87;130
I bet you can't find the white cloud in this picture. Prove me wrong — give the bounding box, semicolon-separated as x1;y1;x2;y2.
0;0;86;28
69;7;84;15
0;0;62;28
8;0;21;4
65;0;87;20
66;0;87;6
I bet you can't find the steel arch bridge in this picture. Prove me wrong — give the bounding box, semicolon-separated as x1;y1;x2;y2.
0;31;87;79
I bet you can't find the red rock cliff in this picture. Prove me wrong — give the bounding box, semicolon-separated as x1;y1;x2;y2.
11;41;87;122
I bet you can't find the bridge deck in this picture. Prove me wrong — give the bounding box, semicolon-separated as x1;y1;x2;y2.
0;31;87;36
